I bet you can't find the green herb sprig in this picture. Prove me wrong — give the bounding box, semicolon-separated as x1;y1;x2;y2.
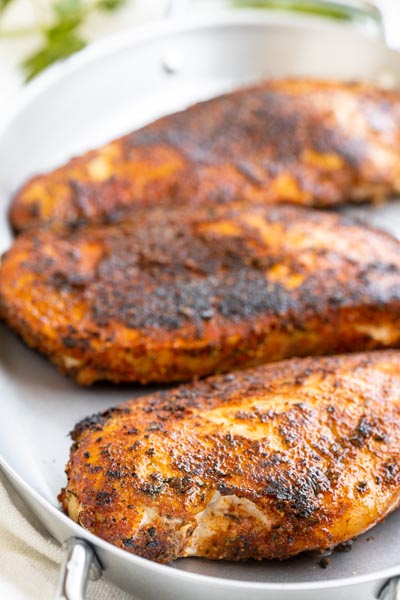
0;0;126;82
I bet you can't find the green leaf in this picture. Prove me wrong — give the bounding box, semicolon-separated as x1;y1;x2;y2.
21;6;87;82
0;0;14;15
54;0;84;19
47;15;84;41
97;0;126;12
2;0;126;81
22;28;86;82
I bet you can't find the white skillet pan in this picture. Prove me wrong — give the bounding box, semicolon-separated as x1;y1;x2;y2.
2;2;400;599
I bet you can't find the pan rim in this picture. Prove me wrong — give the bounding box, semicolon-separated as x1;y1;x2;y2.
2;456;400;591
0;8;390;141
1;9;400;592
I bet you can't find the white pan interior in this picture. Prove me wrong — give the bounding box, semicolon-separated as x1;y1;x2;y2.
1;11;400;593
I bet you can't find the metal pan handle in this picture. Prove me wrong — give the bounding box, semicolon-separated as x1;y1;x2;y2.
379;577;400;600
257;1;386;41
276;1;384;36
250;0;384;25
55;537;400;600
165;1;386;40
55;538;102;600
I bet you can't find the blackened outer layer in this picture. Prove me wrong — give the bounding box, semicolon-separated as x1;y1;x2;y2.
10;79;400;232
1;203;400;384
60;351;400;563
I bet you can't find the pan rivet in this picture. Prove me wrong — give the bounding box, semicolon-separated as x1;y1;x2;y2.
162;50;184;75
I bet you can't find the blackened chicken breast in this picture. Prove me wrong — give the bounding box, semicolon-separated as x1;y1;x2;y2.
60;351;400;563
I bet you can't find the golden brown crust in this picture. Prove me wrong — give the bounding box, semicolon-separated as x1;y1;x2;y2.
2;203;400;384
59;351;400;563
10;79;400;233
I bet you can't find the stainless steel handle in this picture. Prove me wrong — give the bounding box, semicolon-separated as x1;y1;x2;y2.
332;0;382;20
232;0;385;38
379;576;400;600
165;1;388;44
55;538;102;600
296;1;383;32
166;1;386;40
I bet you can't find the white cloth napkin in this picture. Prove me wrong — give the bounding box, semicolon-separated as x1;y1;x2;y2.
0;471;136;600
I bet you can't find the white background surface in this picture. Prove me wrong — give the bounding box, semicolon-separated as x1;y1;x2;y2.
0;0;168;117
1;1;400;598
